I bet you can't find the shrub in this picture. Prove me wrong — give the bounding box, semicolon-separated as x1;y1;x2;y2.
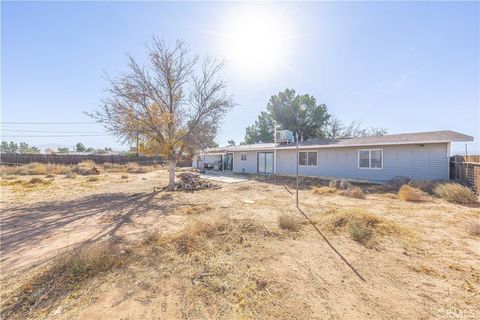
434;183;477;204
278;214;301;231
398;185;426;202
339;187;365;199
466;222;480;236
312;186;336;195
411;180;439;195
349;222;372;244
121;174;129;179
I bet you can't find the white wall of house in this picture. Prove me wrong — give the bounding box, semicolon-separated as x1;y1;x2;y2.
275;143;449;182
232;151;258;174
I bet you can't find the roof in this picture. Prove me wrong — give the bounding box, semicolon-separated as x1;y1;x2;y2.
203;130;473;153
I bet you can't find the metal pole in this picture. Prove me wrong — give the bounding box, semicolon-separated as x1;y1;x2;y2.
296;131;299;208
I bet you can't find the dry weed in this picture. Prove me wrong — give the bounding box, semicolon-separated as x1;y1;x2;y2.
318;208;414;247
1;242;125;319
434;183;477;204
87;176;99;182
338;187;365;199
312;186;336;195
177;204;214;215
121;174;128;179
398;185;427;202
278;214;301;231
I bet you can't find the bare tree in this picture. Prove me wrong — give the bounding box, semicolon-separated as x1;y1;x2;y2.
90;37;234;190
324;117;387;139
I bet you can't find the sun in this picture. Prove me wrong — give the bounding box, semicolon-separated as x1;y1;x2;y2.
221;6;293;78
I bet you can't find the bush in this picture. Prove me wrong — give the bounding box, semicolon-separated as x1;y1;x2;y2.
398;185;426;202
278;214;301;231
338;187;365;199
411;180;440;195
312;186;336;195
349;222;372;244
434;183;477;204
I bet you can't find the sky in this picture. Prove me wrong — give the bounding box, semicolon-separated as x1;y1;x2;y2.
2;1;479;154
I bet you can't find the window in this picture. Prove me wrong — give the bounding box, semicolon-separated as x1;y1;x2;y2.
299;151;317;166
358;149;383;169
240;152;247;161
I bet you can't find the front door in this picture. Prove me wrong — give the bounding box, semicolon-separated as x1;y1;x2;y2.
223;153;233;171
257;152;274;175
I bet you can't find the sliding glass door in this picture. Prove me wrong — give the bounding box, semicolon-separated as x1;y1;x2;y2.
257;152;274;175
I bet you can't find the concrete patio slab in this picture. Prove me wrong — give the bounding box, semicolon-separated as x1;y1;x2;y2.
199;174;248;184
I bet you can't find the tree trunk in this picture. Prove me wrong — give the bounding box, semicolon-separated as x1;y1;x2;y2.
168;159;176;191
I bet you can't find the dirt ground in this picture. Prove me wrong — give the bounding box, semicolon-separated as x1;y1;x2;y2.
1;169;479;319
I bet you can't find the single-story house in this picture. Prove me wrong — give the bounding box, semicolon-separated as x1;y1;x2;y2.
194;130;473;183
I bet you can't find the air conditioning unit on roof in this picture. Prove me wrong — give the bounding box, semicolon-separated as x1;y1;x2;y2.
275;129;294;144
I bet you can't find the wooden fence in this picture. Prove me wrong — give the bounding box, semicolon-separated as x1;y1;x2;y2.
0;153;192;167
450;155;480;192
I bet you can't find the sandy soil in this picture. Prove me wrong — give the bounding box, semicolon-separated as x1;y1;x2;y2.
1;170;479;319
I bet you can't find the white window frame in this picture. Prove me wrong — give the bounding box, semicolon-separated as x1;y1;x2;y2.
357;149;383;170
298;151;318;167
240;152;247;161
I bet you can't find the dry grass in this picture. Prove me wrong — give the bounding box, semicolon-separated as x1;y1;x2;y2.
87;176;99;182
317;208;414;247
177;204;214;215
28;177;46;184
278;214;301;231
1;242;125;319
466;222;480;236
398;185;427;202
338;187;365;199
1;163;72;176
65;172;77;179
1;162;155;179
312;186;336;195
121;174;129;179
434;183;477;204
410;180;440;195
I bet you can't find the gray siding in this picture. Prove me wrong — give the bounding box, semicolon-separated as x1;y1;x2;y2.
275;143;448;182
233;151;258;174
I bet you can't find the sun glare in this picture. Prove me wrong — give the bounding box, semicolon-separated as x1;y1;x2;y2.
221;7;293;78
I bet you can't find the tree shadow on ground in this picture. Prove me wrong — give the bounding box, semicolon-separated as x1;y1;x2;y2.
0;191;176;262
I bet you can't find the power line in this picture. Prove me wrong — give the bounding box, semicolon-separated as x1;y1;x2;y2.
1;134;110;137
2;129;106;134
1;122;97;125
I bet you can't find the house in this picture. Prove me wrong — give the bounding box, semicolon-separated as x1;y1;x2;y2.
194;130;473;183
